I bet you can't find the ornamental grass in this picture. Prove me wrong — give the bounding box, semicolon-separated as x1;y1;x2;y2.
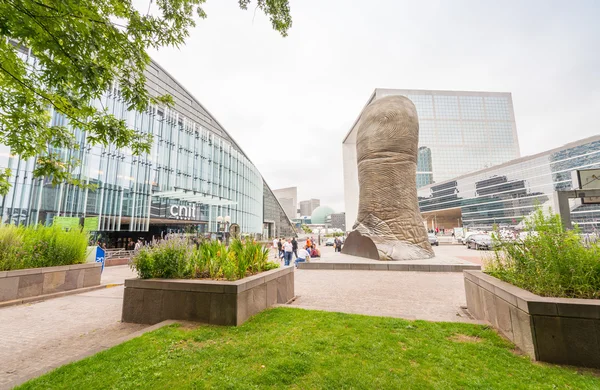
0;224;89;271
131;237;278;281
485;207;600;299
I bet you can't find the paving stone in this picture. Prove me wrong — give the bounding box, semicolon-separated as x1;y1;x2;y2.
0;283;145;388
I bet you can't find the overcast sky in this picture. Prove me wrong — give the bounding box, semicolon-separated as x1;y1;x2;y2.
147;0;600;212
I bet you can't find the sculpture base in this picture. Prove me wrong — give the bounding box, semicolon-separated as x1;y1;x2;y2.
341;231;379;260
342;231;435;261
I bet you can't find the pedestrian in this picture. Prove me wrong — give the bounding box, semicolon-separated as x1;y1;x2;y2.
272;237;278;259
283;238;293;266
291;237;298;259
334;237;342;252
277;238;283;259
306;237;312;248
295;245;310;267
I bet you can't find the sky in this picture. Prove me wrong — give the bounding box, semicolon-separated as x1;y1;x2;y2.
146;0;600;213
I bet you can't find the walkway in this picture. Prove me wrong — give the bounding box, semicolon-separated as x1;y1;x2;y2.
291;269;474;322
0;266;141;389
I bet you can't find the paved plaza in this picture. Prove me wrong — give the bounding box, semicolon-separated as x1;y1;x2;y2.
0;267;141;389
0;244;484;388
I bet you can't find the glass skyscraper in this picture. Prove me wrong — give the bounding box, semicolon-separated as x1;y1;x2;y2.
374;89;521;187
0;51;293;243
417;135;600;232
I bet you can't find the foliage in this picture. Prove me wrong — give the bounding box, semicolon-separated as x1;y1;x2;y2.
0;224;89;271
0;0;291;195
486;207;600;299
17;307;600;389
131;237;277;280
301;224;312;233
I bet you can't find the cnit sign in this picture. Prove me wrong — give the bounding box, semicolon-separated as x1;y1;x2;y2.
169;204;198;220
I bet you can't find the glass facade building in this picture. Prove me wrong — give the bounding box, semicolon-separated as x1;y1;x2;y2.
1;54;293;241
417;135;600;232
374;89;521;187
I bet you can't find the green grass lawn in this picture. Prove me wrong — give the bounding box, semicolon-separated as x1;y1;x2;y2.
19;308;599;389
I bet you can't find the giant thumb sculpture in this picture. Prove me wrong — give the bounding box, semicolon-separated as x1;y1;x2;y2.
342;95;434;260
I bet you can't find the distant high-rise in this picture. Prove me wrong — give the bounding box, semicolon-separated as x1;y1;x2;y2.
343;88;521;231
272;187;297;220
299;199;320;216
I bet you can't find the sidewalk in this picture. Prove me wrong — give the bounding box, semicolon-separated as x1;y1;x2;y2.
0;266;141;389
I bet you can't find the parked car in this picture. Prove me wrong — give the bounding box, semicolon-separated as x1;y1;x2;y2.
466;234;493;250
461;231;482;245
427;233;439;246
325;238;335;246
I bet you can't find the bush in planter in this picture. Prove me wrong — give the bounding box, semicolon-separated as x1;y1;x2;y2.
486;207;600;299
131;238;278;281
0;224;89;271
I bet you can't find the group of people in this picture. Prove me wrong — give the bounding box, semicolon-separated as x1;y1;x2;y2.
272;237;321;267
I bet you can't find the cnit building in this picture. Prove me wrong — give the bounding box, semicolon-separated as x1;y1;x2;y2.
0;51;294;245
343;88;520;231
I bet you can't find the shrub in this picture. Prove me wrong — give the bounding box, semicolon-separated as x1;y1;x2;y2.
485;207;600;299
131;238;279;280
0;224;89;271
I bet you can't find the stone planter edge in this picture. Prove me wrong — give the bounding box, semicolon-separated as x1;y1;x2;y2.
122;265;295;326
0;262;102;303
464;270;600;368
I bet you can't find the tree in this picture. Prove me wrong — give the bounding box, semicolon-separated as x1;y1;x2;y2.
0;0;292;194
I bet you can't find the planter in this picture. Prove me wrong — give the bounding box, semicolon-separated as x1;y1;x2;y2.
464;270;600;368
0;263;102;303
122;266;295;326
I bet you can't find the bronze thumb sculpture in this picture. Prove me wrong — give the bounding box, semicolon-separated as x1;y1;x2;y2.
343;95;434;260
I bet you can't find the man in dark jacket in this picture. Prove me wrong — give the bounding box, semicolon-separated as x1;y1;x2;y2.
291;237;298;259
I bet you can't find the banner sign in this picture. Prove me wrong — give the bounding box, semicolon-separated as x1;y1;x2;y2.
53;216;80;231
95;246;105;273
83;217;99;232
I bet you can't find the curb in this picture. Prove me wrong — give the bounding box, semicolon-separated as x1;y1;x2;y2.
2;320;176;390
0;284;122;310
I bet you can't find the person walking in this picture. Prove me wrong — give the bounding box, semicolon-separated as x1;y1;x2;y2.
283;238;293;266
334;237;342;253
272;237;279;259
277;238;283;260
291;237;298;259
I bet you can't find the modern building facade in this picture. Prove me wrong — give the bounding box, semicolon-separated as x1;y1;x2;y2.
272;187;297;220
343;88;521;231
263;186;296;238
0;56;294;244
299;199;320;217
327;212;346;231
417;135;600;232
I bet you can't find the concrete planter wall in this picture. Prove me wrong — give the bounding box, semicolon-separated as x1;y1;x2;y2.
122;266;294;326
0;263;102;303
464;270;600;368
